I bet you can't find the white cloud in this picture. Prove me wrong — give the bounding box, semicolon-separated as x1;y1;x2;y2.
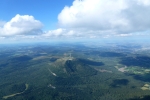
1;0;150;42
42;28;77;38
43;28;64;37
137;0;150;6
58;0;150;35
0;21;6;27
0;36;5;39
0;14;43;36
116;34;132;37
42;28;114;39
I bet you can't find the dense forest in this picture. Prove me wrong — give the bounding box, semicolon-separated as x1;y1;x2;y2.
0;43;150;100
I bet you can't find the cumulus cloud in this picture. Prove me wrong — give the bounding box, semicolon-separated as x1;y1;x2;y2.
42;28;77;38
58;0;150;35
137;0;150;6
42;28;114;39
0;14;43;36
1;0;150;42
0;21;6;27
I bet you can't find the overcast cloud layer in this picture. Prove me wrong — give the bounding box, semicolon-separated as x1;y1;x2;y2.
1;0;150;42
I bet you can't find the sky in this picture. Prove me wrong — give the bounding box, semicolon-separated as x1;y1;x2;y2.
0;0;150;43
